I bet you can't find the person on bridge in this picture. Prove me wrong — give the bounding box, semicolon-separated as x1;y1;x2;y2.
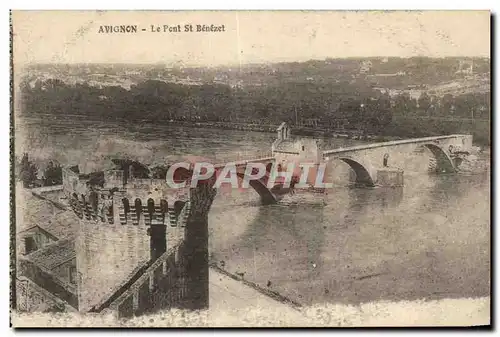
383;153;389;167
289;175;299;196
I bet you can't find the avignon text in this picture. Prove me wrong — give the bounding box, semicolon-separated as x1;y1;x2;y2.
98;25;138;33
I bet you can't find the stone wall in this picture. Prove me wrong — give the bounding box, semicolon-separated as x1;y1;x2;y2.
75;216;151;312
50;258;77;287
102;243;189;319
182;184;217;310
16;276;77;313
18;259;78;309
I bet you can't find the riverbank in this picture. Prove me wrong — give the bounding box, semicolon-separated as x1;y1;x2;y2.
152;119;406;143
21;111;489;146
387;115;490;146
155;119;490;146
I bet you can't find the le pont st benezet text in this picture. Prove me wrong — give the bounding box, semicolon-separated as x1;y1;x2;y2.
151;24;226;33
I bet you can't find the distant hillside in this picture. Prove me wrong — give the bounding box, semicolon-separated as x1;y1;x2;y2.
24;57;490;90
17;57;490;145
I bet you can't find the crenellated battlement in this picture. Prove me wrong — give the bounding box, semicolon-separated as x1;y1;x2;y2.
68;191;191;227
62;161;191;227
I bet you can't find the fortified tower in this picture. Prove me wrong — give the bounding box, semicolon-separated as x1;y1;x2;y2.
62;160;192;312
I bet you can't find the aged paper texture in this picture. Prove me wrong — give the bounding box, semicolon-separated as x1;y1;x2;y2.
10;10;491;327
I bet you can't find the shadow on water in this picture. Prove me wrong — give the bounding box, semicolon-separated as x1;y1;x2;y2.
323;173;489;306
209;199;328;301
345;185;404;211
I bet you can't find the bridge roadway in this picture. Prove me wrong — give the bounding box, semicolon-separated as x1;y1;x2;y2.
322;134;470;156
213;156;275;169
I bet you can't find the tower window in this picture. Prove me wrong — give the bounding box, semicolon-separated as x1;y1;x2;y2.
69;266;77;284
302;146;305;151
24;236;36;254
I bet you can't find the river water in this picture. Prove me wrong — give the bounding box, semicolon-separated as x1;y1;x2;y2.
15;114;490;306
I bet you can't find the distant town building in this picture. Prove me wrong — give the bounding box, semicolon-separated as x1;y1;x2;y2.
359;60;373;74
456;60;474;76
369;71;406;77
299;118;321;128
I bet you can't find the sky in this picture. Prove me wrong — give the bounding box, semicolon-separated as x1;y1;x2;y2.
12;10;490;66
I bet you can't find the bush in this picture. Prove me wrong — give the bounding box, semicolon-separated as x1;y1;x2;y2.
18;153;38;188
42;161;63;186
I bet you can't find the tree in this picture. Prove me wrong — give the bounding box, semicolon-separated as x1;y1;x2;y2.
440;94;454;116
18;153;38;188
79;171;104;188
43;161;63;186
151;165;169;179
339;100;363;129
454;94;475;118
363;97;393;133
393;93;412;115
417;92;431;115
428;96;439;116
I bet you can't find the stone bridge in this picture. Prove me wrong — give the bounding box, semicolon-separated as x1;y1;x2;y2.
59;131;474;318
322;134;473;187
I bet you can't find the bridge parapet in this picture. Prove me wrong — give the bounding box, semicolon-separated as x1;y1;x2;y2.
323;134;473;157
213;155;274;169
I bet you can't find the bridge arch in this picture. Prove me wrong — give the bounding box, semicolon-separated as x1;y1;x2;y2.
338;157;375;187
172;164;280;205
235;171;278;205
420;143;457;173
